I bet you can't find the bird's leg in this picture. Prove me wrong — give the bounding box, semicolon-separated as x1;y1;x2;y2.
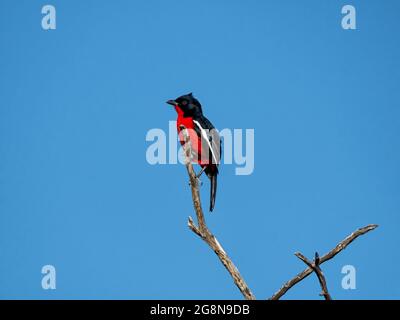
195;167;206;186
189;167;206;187
196;166;206;179
188;178;203;187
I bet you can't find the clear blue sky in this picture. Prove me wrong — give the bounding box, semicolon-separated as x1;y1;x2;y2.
0;0;399;299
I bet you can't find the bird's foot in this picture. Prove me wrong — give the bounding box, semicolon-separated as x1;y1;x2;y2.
188;176;203;187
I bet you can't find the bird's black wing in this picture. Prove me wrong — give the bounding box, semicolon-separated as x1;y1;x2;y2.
192;116;221;212
192;116;221;167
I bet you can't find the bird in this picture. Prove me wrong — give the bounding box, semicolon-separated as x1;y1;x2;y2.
166;93;221;212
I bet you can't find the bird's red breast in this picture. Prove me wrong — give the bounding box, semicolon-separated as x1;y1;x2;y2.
175;108;204;166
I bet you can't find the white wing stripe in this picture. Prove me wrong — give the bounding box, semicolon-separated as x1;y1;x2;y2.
193;120;219;165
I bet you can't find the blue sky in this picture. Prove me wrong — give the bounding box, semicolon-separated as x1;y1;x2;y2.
0;0;399;299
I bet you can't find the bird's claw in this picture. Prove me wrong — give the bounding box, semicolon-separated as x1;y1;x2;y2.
188;177;203;187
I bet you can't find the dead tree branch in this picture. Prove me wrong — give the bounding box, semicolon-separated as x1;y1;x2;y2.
270;224;378;300
180;126;256;300
178;126;378;300
295;252;332;300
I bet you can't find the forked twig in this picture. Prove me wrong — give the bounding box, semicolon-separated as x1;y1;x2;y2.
295;252;332;300
178;125;378;301
270;224;378;300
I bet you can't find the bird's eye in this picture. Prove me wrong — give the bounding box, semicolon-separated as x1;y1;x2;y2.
182;101;188;106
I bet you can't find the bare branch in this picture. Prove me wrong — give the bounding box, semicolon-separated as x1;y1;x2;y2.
269;224;378;300
294;252;332;300
178;125;377;300
188;216;202;238
180;126;256;300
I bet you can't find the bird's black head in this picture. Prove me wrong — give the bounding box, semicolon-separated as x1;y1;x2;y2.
166;93;203;117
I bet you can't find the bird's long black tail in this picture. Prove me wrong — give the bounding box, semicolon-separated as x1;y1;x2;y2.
210;174;217;212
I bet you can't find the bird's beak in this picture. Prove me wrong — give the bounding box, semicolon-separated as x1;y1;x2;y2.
166;99;177;106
